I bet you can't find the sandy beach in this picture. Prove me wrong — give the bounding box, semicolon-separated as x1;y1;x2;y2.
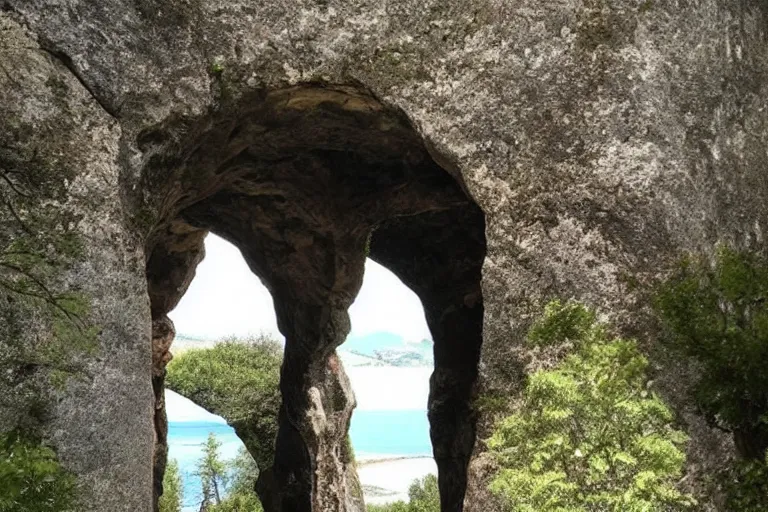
357;456;437;505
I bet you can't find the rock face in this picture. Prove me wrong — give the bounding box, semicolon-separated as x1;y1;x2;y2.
150;315;175;512
1;2;768;512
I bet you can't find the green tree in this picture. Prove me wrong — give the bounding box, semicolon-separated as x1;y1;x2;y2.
405;474;440;512
209;491;263;512
197;433;228;510
159;458;183;512
486;300;693;512
0;431;78;512
204;446;263;512
655;245;768;508
655;246;768;460
367;474;439;512
723;454;768;512
167;337;282;507
226;447;260;497
167;337;281;471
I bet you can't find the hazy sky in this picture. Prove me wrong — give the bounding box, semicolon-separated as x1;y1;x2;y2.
169;235;432;342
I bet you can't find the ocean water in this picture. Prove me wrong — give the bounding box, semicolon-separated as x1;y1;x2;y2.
349;409;431;458
168;401;432;510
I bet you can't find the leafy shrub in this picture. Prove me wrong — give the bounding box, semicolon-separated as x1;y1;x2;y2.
166;336;282;472
159;459;183;512
209;491;263;512
655;245;768;461
0;432;78;512
367;474;439;512
526;299;598;348
487;300;694;511
167;337;283;510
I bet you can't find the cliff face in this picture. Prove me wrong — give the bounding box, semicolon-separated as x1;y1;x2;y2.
1;1;768;511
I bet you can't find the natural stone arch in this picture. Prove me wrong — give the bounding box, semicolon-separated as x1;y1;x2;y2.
4;2;768;512
142;85;486;512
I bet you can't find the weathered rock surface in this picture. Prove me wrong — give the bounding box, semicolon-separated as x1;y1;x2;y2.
0;13;152;512
1;1;768;511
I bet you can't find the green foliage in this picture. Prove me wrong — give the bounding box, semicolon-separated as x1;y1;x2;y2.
367;474;440;512
168;339;282;511
655;245;768;460
209;491;263;512
0;432;78;512
475;391;509;417
405;474;440;512
526;300;598;348
166;336;282;472
1;144;98;421
723;455;768;511
197;433;228;509
0;146;96;366
159;459;183;512
210;62;225;75
368;503;409;512
0;234;98;379
656;245;768;505
487;300;694;511
226;448;260;498
197;438;263;512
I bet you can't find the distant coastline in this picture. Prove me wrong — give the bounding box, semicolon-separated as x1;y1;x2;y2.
358;454;433;465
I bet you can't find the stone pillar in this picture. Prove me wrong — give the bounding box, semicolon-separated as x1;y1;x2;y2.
368;208;486;512
186;194;371;512
271;297;364;512
426;289;483;512
151;315;175;512
145;222;206;510
424;293;484;512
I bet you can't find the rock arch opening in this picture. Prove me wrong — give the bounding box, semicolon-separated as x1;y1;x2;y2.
342;258;436;504
141;85;486;512
161;233;283;511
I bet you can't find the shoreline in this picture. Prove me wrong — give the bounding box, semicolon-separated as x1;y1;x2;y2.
357;454;433;466
357;456;437;505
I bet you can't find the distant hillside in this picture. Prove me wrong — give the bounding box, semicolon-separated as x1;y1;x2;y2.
172;334;218;353
173;331;434;368
341;332;433;367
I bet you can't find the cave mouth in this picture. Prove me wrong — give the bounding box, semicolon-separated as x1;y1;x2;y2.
142;84;487;512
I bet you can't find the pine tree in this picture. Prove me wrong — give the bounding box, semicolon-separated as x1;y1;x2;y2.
197;433;228;511
159;459;183;512
209;448;263;512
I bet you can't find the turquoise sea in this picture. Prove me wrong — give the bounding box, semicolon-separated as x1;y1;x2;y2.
169;409;432;509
